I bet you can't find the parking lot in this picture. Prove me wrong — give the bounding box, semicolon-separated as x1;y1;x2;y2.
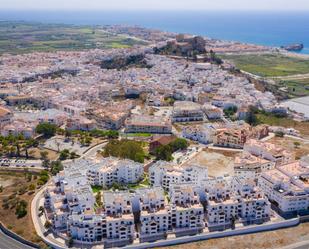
43;137;89;155
0;158;42;169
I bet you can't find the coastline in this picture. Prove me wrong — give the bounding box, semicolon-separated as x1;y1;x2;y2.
0;10;309;55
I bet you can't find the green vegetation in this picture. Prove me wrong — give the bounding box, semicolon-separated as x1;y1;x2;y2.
37;170;49;186
0;134;38;158
124;133;152;137
277;78;309;97
1;194;29;219
50;160;64;175
294;141;301;148
221;53;309;77
36;122;57;138
91;185;103;193
153;138;189;161
59;149;78;161
223;106;238;118
256;113;294;127
127;175;150;190
67;129;119;139
102;139;147;163
107;174;150;191
0;21;147;55
15;200;28;218
95;191;103;208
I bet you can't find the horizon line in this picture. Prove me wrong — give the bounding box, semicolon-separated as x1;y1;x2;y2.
1;8;309;12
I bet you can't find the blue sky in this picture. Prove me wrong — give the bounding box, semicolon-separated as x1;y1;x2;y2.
1;0;309;11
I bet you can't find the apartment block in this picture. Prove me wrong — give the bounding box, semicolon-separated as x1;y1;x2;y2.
149;161;208;191
244;139;294;166
134;187;170;242
169;183;204;235
172;101;204;123
125;115;172;134
86;157;144;187
258;160;309;214
234;152;276;180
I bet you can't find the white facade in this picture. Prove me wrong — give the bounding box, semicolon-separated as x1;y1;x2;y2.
86;157;144;187
135;187;170;241
149;161;208;191
258;161;309;214
244;139;293;166
125;115;172;134
234;152;276;180
172;101;204;123
182;124;216;144
203;177;270;230
169;184;204;233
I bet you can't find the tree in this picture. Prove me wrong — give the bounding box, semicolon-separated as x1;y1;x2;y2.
44;220;52;230
70;152;78;159
50;160;63;175
59;149;70;161
15;200;27;218
28;183;36;191
39;206;45;214
38;170;49;186
102;139;146;163
246;111;258;126
95;191;103;208
40;151;49;161
154;145;173;161
35;123;57;138
224;106;238;118
294;141;301;149
169;138;189;151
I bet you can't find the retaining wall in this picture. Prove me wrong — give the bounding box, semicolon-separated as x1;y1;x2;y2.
0;222;39;249
124;217;300;249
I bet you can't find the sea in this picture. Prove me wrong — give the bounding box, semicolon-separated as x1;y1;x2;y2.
0;10;309;54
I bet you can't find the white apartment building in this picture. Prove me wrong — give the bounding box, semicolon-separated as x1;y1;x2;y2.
125;115;172;134
134;187;170;242
203;104;223;120
172;101;204;123
234;152;276;180
103;191;135;245
149;161;208;191
169;183;204;235
258;161;309;214
44;170;95;231
86;157;144;187
68;213;106;243
244;139;294;166
182;124;216;144
203;177;270;231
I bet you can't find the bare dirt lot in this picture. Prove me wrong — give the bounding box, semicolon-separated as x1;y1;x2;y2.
269;136;309;159
0;171;45;247
183;150;235;178
157;222;309;249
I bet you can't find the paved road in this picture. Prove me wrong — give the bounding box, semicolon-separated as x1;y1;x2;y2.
0;229;35;249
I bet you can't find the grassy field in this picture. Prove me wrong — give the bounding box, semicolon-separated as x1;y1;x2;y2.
256;113;309;137
221;53;309;77
0;21;147;54
277;78;309;97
